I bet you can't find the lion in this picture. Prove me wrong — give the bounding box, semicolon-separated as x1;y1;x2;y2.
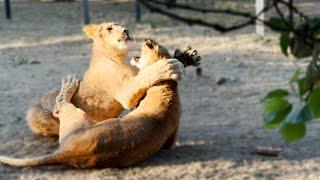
0;39;200;168
27;22;184;136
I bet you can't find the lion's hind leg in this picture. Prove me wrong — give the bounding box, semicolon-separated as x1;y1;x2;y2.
161;127;178;150
27;103;59;136
53;75;94;143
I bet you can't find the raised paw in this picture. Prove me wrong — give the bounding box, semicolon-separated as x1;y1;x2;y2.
174;46;201;67
53;74;80;118
60;74;80;103
156;59;184;81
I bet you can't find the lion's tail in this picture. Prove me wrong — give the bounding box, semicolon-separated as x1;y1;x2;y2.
0;153;61;167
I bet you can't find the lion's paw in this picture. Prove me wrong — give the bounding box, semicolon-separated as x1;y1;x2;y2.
174;46;201;67
60;74;80;102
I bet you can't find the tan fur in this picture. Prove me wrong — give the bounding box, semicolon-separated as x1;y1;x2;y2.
27;22;183;136
0;39;200;168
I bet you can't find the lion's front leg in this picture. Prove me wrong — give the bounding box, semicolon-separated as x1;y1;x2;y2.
118;59;184;109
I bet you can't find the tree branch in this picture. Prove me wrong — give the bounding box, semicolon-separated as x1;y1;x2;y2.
273;0;319;43
278;0;308;20
139;0;319;42
147;0;253;18
139;0;274;33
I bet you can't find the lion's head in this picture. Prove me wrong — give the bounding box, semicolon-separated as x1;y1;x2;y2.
83;22;132;53
131;39;171;69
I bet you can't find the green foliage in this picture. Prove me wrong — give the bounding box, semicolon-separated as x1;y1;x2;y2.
284;104;313;124
296;78;309;97
263;16;320;143
280;123;306;142
305;62;320;88
290;37;313;58
307;88;320;118
280;31;290;56
263;97;292;129
264;89;289;100
268;17;320;59
267;17;290;32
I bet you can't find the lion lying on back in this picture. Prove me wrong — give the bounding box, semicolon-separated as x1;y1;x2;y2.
27;22;184;136
0;38;201;168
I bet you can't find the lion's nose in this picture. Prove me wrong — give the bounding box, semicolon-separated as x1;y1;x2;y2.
123;29;132;41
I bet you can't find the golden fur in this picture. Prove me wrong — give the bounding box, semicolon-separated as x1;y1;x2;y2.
0;39;200;168
27;22;184;136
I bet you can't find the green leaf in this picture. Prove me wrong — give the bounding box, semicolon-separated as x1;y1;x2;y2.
297;78;309;96
280;123;306;142
290;38;313;59
284;104;313;124
290;69;300;84
264;89;289;100
268;17;289;31
305;62;320;89
308;17;320;38
280;31;290;56
278;104;312;142
297;17;320;40
263;98;292;128
307;88;320;118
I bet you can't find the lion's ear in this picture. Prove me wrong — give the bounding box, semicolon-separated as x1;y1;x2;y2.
83;24;99;40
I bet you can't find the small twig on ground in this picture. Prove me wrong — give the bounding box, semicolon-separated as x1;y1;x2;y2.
30;60;41;64
254;146;282;156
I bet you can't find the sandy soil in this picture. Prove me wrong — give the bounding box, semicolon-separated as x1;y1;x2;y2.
1;1;320;179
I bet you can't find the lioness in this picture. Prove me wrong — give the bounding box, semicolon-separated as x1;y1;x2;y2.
0;39;200;168
27;22;184;136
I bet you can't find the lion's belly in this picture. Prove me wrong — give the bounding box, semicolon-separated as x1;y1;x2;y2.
85;97;123;121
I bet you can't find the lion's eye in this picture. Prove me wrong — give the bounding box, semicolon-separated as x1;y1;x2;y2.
146;43;153;49
107;27;113;31
134;56;140;62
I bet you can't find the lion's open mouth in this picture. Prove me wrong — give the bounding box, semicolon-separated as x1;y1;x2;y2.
118;31;132;42
118;36;132;42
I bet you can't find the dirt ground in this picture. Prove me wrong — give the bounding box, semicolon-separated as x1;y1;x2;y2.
1;1;320;179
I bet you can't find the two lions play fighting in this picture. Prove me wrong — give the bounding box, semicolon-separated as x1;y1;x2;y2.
0;22;201;168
